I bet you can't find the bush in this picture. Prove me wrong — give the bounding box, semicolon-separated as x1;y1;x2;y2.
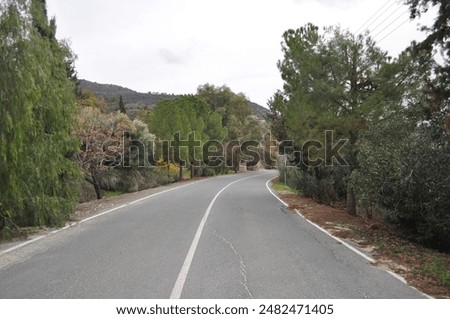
354;113;450;250
280;156;349;205
202;167;217;177
79;166;179;200
299;166;349;204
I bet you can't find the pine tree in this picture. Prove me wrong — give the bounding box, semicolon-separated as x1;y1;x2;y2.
270;24;400;214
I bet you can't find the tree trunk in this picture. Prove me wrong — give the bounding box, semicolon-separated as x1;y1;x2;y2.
0;215;5;230
167;161;170;182
93;180;102;200
346;183;356;216
346;132;358;216
179;166;183;181
234;148;240;173
190;165;194;179
86;173;102;200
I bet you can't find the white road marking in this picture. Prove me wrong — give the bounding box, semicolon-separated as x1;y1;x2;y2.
170;173;267;299
265;178;289;207
294;209;375;263
127;181;206;206
265;176;433;299
0;236;46;255
265;176;374;262
79;204;127;224
0;179;207;256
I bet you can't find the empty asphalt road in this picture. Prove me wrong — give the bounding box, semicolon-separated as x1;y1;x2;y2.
0;171;425;298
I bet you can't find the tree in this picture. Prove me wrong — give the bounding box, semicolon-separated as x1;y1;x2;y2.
123;119;156;168
197;84;257;140
146;95;226;178
407;0;449;87
347;0;450;249
73;107;135;199
0;0;80;229
267;92;289;141
78;89;108;112
197;84;266;171
118;95;127;114
270;24;405;214
407;0;449;128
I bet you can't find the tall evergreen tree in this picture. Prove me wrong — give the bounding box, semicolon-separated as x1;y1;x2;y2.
0;0;79;229
118;95;127;114
407;0;449;92
269;24;405;214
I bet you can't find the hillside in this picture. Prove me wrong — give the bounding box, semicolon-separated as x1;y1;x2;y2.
79;80;269;120
248;101;269;119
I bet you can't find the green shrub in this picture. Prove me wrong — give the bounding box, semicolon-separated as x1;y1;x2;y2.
282;163;349;205
354;113;450;250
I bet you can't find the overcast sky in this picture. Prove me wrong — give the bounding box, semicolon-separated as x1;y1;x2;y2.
46;0;436;106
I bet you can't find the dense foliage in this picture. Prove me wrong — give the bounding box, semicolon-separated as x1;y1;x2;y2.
4;0;446;252
354;110;450;249
270;1;450;249
146;95;227;177
270;24;397;214
197;84;267;171
73;106;136;199
197;84;264;141
0;0;80;230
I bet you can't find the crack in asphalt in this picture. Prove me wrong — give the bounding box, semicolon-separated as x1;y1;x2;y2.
296;218;370;298
207;224;254;299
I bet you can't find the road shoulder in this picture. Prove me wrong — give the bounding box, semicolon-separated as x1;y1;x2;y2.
268;178;450;299
0;177;208;254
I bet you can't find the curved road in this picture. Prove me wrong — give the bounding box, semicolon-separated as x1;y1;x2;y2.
0;171;424;298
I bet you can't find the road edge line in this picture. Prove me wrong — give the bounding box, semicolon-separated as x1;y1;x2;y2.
265;176;433;299
0;179;207;257
265;178;289;207
0;235;46;255
294;208;375;263
265;176;373;263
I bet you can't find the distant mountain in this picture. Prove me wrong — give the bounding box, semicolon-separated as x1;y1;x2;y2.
248;101;269;119
79;80;178;118
79;80;269;120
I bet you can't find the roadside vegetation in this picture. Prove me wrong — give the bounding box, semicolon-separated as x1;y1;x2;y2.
271;180;298;195
267;0;450;296
273;178;450;297
268;0;450;253
0;0;448;295
0;0;268;239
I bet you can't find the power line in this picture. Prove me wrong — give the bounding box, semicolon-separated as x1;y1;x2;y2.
370;4;404;34
364;1;399;32
377;18;410;43
373;10;410;40
354;0;392;34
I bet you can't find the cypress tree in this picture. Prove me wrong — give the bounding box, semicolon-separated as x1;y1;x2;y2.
119;95;127;114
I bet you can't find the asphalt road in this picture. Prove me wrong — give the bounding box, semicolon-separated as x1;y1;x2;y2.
0;171;425;298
